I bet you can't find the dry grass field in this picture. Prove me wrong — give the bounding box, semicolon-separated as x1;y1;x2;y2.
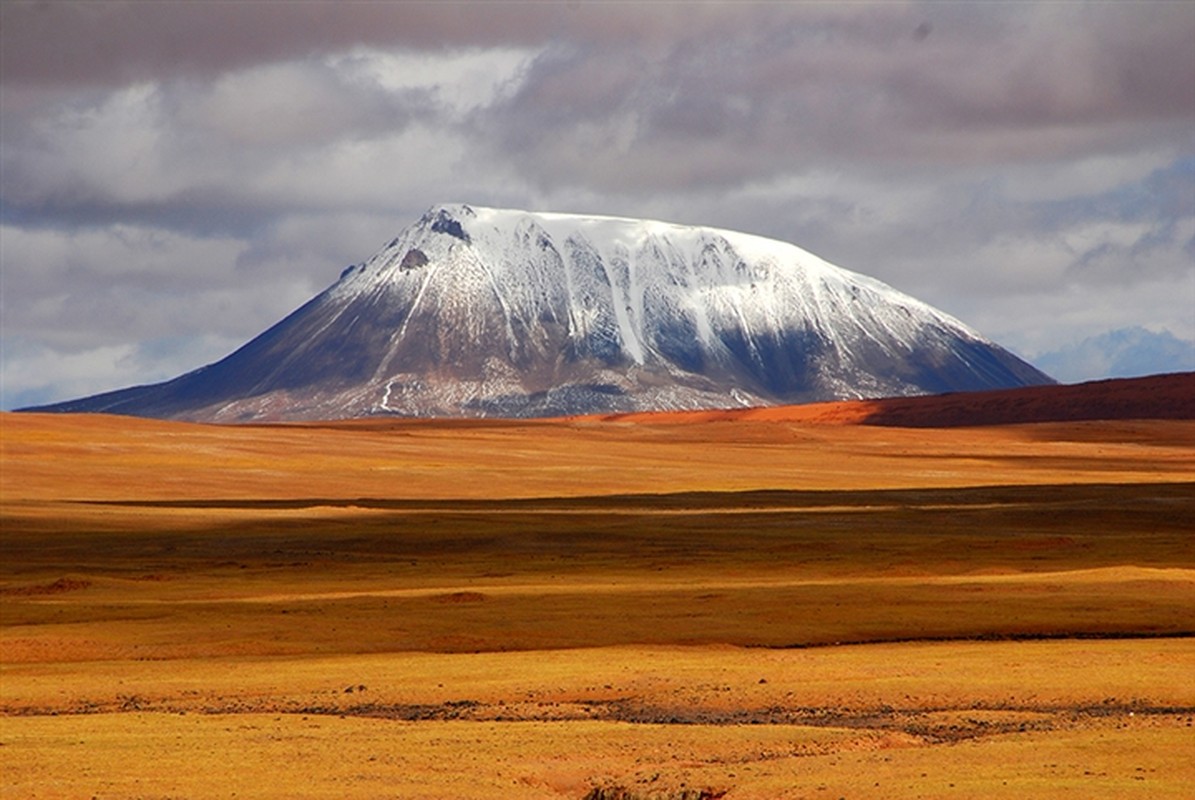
2;395;1194;798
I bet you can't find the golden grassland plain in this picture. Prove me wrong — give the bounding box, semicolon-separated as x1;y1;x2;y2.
1;411;1193;798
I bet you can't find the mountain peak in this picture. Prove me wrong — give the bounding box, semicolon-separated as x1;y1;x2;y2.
426;204;474;241
24;206;1053;422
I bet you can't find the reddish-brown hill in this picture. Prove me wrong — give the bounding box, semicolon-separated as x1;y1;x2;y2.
584;372;1195;427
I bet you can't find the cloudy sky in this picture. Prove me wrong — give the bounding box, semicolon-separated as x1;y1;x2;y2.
2;1;1193;409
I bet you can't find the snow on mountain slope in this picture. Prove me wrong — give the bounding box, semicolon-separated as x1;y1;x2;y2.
25;204;1053;421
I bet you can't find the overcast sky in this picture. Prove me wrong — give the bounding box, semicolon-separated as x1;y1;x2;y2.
2;1;1193;409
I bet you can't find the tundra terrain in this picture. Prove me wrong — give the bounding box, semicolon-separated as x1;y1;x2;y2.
2;377;1193;798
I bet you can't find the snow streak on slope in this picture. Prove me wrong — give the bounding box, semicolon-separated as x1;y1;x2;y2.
25;204;1053;421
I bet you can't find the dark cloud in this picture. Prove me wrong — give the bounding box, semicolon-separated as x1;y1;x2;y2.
475;2;1195;193
7;2;1192;201
1;1;434;86
1;57;437;239
0;1;723;87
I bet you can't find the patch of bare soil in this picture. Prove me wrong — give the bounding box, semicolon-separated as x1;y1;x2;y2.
42;694;1172;748
429;591;489;603
584;786;728;800
0;577;91;596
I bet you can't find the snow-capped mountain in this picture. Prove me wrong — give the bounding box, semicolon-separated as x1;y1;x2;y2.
25;204;1053;421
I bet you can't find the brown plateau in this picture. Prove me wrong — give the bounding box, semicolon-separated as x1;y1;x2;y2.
2;373;1193;798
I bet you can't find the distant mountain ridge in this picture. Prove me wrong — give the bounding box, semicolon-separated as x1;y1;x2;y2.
24;204;1052;422
584;372;1195;428
1034;327;1195;384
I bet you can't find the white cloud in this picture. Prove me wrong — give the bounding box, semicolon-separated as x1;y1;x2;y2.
2;222;243;287
3;82;175;209
1;334;240;410
996;151;1178;204
330;46;539;116
1;339;138;409
1;222;318;354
